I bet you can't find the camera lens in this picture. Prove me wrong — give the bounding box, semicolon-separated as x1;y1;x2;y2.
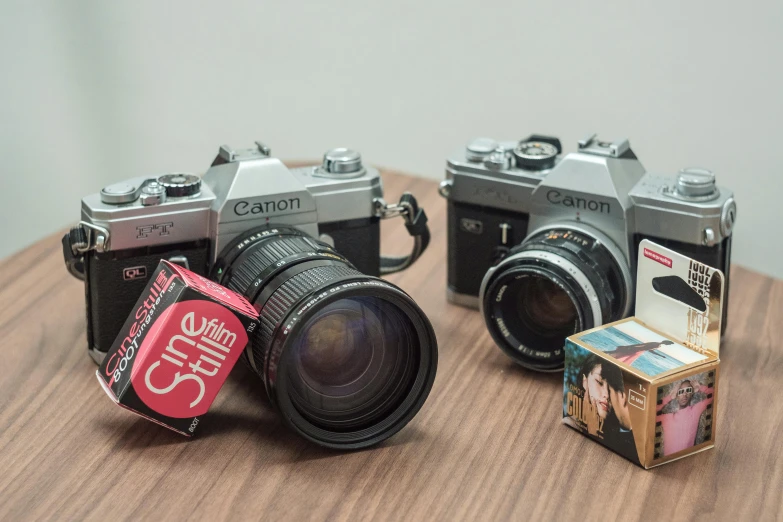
288;297;419;431
479;227;631;371
213;226;437;448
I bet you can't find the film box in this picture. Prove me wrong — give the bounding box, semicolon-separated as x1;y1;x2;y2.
96;260;259;436
563;240;723;468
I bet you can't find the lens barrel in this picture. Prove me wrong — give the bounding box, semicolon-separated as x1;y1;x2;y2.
479;227;630;371
213;226;437;448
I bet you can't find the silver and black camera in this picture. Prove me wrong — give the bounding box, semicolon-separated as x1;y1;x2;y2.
63;142;437;448
440;134;736;371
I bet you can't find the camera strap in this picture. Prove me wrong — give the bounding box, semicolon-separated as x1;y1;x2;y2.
375;193;430;275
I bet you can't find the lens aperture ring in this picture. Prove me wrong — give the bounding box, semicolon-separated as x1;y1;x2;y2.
225;235;340;294
227;236;323;293
212;226;310;284
236;251;349;306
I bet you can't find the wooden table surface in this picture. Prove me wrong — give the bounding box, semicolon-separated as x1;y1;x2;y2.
1;170;781;521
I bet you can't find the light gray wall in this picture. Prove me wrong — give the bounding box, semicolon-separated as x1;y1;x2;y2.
1;1;782;278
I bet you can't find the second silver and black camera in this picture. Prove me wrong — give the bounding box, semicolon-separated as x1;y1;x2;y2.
440;134;736;371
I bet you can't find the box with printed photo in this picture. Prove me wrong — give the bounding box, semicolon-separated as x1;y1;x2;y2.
563;240;723;468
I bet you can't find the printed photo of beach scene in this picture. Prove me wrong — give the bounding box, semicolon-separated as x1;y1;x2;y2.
578;321;707;377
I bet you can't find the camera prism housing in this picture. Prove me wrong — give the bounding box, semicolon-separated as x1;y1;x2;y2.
440;134;736;371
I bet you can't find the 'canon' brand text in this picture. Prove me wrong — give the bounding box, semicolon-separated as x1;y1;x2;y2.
546;190;610;214
233;198;301;216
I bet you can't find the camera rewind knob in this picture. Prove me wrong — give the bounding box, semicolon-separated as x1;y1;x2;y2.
322;148;363;175
157;173;202;197
465;138;498;162
100;182;139;204
675;168;717;199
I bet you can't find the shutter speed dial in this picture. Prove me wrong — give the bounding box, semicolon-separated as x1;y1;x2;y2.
157;173;202;197
513;141;559;170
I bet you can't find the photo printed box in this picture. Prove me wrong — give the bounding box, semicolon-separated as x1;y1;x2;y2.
96;260;259;436
563;240;723;468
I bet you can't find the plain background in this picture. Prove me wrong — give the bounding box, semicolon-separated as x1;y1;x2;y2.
1;1;781;278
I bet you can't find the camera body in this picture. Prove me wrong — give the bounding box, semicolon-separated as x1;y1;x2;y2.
441;134;736;338
66;143;387;363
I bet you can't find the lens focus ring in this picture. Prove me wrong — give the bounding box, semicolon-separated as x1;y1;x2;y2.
225;235;328;296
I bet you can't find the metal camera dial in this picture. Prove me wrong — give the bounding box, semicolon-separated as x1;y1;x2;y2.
100;182;139;204
513;141;559;170
139;181;167;206
484;146;514;171
465;138;499;162
157;173;202;198
324;148;362;174
674;168;718;200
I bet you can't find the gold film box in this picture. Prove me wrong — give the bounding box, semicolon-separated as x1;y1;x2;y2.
563;240;723;468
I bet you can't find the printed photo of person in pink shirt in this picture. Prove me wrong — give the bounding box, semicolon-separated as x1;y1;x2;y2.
656;375;713;456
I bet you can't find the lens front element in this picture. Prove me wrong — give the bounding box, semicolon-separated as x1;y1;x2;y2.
516;276;579;336
289;296;418;432
297;302;376;390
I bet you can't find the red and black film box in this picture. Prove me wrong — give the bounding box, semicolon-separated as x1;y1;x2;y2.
96;260;258;436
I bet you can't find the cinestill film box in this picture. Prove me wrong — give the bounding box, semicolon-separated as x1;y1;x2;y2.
96;260;259;436
563;240;723;468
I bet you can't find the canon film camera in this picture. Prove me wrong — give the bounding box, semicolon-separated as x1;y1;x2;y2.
63;143;437;448
440;134;736;371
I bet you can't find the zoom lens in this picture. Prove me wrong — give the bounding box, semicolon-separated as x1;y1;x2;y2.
213;226;437;448
479;226;631;371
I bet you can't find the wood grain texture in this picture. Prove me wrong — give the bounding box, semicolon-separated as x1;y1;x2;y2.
0;170;781;521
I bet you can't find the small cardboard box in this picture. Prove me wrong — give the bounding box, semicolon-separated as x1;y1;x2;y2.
563;240;723;468
96;260;259;436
